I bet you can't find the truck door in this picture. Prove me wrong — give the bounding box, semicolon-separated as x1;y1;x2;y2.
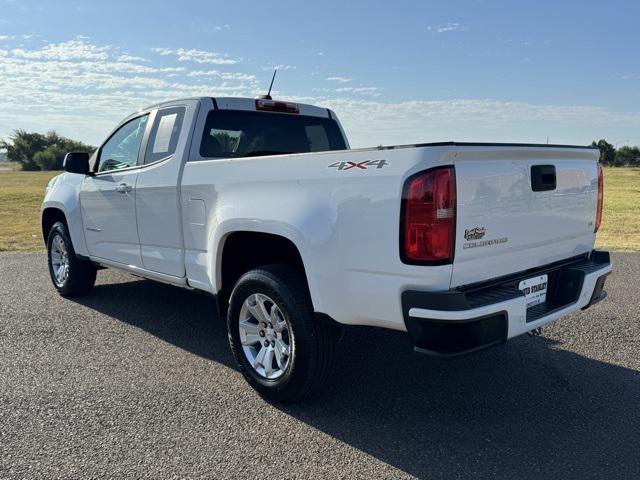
80;114;149;267
134;105;189;278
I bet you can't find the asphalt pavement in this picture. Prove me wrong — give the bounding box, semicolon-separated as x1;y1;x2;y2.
1;252;639;479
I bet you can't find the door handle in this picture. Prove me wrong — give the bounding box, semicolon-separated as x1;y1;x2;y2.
115;183;132;193
531;165;556;192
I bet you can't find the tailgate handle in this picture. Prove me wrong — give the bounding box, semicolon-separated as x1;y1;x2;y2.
531;165;556;192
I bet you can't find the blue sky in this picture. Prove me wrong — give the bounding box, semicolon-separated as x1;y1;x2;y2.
1;0;639;148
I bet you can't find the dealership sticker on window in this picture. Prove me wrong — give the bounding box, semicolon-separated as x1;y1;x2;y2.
153;113;177;153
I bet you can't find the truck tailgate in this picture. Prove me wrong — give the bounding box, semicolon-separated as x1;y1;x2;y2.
451;146;600;288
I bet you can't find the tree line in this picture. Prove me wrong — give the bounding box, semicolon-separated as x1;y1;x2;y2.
1;129;639;171
592;139;640;167
0;130;94;171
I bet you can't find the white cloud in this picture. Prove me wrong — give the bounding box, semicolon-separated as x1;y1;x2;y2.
188;70;256;82
0;34;14;40
336;86;381;96
152;47;239;64
187;69;220;77
315;98;640;148
327;76;352;83
261;64;296;71
197;22;231;33
313;86;382;97
2;37;640;150
118;54;148;62
0;40;257;143
12;39;110;60
427;22;467;33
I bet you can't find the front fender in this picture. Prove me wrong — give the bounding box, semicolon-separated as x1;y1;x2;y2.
41;173;88;257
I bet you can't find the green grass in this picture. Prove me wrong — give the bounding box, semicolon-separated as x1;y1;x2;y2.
0;166;638;252
0;168;59;252
595;167;640;251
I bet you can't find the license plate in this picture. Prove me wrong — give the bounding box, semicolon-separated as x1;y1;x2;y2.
518;274;548;308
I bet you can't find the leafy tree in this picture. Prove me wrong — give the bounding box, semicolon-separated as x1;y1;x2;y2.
0;130;48;171
616;146;640;167
591;139;616;166
0;130;94;171
34;144;68;170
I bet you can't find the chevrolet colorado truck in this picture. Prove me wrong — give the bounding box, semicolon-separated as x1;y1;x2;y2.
41;96;612;401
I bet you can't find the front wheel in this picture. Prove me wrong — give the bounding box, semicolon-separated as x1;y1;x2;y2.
47;221;97;297
227;264;338;402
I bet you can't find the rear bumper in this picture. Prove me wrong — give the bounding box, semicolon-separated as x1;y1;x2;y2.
402;250;612;357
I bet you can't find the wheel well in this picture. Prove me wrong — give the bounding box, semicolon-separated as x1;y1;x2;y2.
219;232;308;313
41;208;67;241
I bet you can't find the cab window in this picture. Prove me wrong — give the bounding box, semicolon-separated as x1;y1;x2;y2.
98;115;149;173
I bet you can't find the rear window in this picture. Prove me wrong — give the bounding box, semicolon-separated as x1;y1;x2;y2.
199;110;346;158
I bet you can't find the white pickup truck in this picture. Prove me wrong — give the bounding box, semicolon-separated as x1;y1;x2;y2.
42;96;612;401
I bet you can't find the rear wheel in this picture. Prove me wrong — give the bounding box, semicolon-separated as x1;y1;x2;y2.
47;221;97;297
227;264;338;402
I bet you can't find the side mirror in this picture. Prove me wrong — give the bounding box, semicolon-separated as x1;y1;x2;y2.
63;152;91;175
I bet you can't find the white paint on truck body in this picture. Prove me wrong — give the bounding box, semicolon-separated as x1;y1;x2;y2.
42;96;609;339
451;146;599;287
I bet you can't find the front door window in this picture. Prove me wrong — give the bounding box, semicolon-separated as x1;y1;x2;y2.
98;115;149;173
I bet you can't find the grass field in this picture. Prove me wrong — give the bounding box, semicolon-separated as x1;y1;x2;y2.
0;165;638;252
0;167;59;251
595;167;640;251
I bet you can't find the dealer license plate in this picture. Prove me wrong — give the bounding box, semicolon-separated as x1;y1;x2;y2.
518;274;548;308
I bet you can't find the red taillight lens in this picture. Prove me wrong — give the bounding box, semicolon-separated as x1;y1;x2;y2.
255;99;299;113
595;164;604;233
401;166;456;263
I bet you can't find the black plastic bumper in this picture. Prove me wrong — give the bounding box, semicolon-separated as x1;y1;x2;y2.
403;250;611;358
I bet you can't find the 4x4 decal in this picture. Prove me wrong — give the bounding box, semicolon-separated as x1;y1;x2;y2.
328;159;388;171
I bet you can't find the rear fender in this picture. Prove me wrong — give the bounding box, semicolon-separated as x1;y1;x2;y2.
209;212;331;311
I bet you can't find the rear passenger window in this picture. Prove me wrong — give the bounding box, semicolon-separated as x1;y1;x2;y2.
145;106;185;164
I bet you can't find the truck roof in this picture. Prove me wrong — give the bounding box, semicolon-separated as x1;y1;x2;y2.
144;96;333;119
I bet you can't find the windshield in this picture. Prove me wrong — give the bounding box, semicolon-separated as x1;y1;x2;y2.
199;109;347;158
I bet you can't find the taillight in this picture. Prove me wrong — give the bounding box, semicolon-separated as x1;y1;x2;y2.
595;164;604;233
401;166;456;264
255;99;299;114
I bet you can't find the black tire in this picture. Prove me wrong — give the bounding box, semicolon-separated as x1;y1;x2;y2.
47;221;97;297
227;264;339;402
